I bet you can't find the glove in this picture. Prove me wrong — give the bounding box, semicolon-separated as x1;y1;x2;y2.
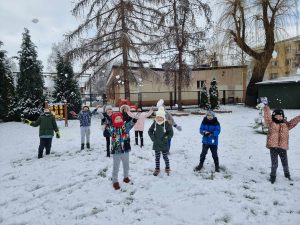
24;119;32;125
203;131;211;137
260;97;268;105
55;131;61;139
132;118;137;123
256;103;265;109
174;125;182;131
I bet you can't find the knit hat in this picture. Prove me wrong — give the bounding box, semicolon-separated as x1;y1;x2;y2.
112;112;124;128
156;106;166;119
206;110;215;117
156;99;165;108
82;105;89;110
105;105;113;112
272;109;285;123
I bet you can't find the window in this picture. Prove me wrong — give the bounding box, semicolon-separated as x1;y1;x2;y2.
197;80;205;89
285;59;292;66
285;46;291;53
271;61;277;67
298;44;300;51
271;73;278;79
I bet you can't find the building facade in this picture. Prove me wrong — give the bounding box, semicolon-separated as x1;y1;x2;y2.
106;65;247;106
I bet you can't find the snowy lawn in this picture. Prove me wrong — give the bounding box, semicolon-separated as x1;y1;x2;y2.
0;105;300;225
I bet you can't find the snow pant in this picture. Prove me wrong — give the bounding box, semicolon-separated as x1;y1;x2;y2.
80;126;90;144
155;151;170;169
105;137;111;157
199;144;219;167
38;138;53;158
270;148;289;176
112;152;129;182
135;131;144;147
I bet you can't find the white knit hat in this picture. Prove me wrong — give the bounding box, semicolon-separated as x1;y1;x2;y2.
156;106;166;119
156;99;164;108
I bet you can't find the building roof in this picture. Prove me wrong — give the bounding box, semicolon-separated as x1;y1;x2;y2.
257;69;300;85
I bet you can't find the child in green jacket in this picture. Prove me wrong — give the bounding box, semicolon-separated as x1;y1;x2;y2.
148;107;173;176
24;106;60;158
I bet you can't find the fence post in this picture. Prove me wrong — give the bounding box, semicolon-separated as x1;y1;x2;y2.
197;91;201;107
223;90;226;105
138;92;142;108
64;101;68;127
169;92;173;109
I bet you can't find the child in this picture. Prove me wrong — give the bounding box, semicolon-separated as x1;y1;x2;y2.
156;99;182;153
70;105;101;150
194;111;221;172
24;105;60;159
129;106;153;148
101;105;113;157
148;107;173;176
262;104;300;184
110;112;136;190
120;104;133;123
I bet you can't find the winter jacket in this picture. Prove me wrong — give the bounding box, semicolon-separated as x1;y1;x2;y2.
30;113;59;137
199;117;221;145
77;109;97;127
110;120;135;154
148;121;173;152
264;106;300;150
101;112;113;137
131;110;153;131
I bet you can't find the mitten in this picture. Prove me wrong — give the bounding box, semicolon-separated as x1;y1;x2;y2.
174;125;182;131
24;119;32;125
55;131;61;139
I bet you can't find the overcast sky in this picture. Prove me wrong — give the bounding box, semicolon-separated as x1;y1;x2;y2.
0;0;299;73
0;0;78;71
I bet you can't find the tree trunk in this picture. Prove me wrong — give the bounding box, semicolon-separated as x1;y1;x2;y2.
121;0;130;100
177;51;183;111
245;59;269;106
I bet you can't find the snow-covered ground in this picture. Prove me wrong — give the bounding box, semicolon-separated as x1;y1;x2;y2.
1;106;300;225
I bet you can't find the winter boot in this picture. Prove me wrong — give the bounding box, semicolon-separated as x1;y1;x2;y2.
194;163;203;172
123;177;131;183
153;169;160;176
81;143;84;150
215;164;220;172
270;175;276;184
140;138;144;148
284;172;292;180
86;143;90;149
165;168;171;176
113;182;120;190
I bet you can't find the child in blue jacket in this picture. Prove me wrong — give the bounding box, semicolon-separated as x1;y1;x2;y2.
194;111;221;172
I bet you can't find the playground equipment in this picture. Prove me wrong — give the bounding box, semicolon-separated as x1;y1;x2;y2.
45;101;68;127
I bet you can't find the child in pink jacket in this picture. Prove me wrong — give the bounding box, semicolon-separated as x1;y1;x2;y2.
128;106;153;148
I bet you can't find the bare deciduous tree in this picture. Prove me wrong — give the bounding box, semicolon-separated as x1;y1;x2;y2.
149;0;211;110
218;0;295;106
66;0;163;100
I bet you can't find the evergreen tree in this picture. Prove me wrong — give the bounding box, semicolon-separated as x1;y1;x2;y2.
0;41;15;121
209;78;219;110
200;82;209;109
15;28;44;120
53;52;81;114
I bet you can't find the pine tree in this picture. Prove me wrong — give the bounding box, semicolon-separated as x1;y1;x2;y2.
200;82;209;109
0;41;15;121
15;28;44;120
52;52;81;115
209;78;219;110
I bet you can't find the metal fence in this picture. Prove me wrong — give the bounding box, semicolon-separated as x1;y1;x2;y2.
108;90;246;108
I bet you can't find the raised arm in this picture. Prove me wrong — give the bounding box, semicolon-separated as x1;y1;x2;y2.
287;115;300;130
144;107;154;118
263;106;272;127
30;116;41;127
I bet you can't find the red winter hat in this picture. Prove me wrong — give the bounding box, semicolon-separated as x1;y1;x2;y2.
112;112;123;122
